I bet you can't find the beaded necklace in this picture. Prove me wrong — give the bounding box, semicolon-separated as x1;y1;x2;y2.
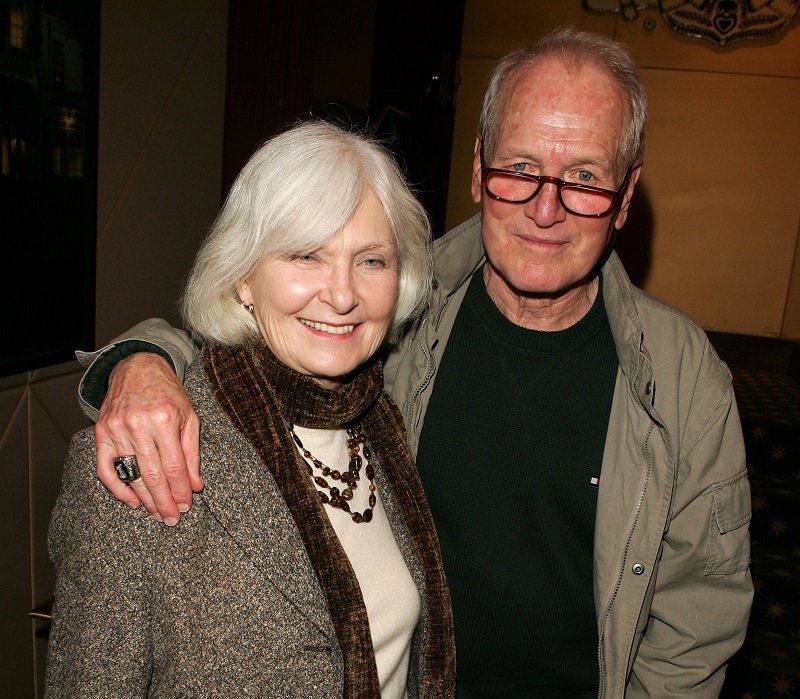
290;424;377;523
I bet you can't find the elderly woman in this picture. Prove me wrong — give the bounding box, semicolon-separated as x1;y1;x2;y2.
46;121;455;698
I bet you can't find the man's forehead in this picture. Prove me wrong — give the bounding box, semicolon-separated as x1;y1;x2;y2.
494;59;625;153
507;56;621;107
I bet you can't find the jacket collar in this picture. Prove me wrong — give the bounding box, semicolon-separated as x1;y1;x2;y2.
601;253;661;424
431;214;486;326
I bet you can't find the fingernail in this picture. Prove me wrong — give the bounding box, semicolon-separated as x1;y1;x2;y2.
178;503;190;513
153;513;164;523
164;517;178;527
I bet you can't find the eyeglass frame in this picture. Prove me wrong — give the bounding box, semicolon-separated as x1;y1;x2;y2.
479;143;634;219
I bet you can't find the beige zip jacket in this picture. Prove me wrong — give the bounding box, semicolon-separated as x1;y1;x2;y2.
77;214;753;697
385;214;753;697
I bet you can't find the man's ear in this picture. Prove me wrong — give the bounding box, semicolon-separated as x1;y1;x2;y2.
614;164;642;230
470;135;483;204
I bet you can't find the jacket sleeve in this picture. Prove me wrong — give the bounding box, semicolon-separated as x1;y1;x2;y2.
45;429;155;698
75;317;198;421
628;369;753;696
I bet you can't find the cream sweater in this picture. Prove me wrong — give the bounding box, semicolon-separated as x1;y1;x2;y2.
293;425;421;698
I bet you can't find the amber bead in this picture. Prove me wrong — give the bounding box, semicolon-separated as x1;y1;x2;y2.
291;422;375;525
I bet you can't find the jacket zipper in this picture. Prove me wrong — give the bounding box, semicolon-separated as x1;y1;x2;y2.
597;420;654;697
404;317;435;442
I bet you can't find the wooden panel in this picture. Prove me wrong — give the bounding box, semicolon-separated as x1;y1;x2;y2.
461;0;613;56
638;68;800;336
222;0;313;192
445;56;488;231
0;385;34;698
28;363;88;696
97;0;225;233
95;0;227;344
782;225;800;340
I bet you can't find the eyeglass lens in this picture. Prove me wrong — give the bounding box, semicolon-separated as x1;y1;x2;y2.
485;171;616;216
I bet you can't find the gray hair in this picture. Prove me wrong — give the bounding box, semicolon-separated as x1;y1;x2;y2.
182;120;432;345
479;26;647;177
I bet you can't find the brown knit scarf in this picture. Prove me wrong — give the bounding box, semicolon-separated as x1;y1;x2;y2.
203;338;455;698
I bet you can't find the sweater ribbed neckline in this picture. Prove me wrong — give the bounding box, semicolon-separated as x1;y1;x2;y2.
468;268;607;353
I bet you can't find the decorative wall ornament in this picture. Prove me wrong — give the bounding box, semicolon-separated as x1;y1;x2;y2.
582;0;800;46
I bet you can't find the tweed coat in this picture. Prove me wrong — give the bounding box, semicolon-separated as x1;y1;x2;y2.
46;360;440;698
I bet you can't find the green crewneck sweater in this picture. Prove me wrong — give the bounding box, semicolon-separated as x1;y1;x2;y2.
416;268;617;697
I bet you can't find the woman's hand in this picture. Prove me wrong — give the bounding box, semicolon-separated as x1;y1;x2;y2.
95;352;203;524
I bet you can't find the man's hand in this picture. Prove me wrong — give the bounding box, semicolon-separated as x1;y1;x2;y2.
95;353;203;525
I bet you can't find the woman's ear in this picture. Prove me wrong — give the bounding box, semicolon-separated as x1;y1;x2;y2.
235;278;252;306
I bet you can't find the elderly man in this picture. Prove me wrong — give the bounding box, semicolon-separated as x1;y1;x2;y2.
76;27;751;697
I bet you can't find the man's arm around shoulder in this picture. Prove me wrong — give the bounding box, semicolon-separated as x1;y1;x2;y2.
76;318;201;524
76;318;197;420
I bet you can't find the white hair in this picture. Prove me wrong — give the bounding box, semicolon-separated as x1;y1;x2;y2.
479;26;647;178
182;121;433;345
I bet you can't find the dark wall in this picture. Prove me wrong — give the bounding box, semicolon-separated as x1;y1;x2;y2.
222;0;465;236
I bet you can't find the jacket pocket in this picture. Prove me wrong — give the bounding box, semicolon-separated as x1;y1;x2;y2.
705;469;751;575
